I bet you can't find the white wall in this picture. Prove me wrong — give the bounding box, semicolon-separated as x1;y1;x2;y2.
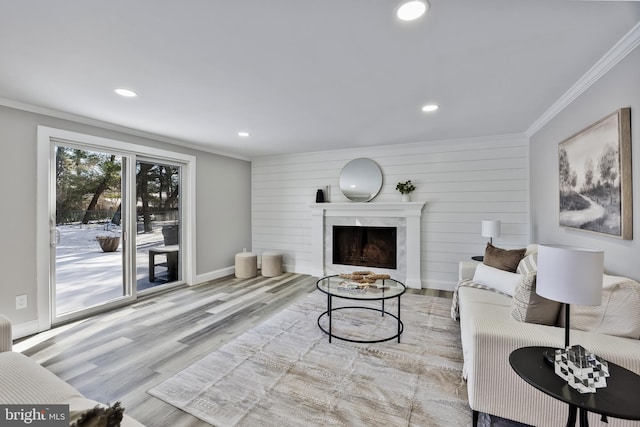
530;46;640;280
0;105;251;327
252;134;530;290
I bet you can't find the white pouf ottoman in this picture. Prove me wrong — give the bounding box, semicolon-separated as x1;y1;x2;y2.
235;252;257;278
261;251;283;277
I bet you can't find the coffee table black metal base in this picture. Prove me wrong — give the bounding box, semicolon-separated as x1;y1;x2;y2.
317;305;404;344
316;275;406;344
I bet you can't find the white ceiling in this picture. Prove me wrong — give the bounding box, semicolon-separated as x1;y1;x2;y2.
0;1;639;159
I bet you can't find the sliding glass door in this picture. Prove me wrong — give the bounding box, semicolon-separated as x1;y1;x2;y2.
38;126;194;330
52;149;185;321
135;160;182;291
53;145;131;318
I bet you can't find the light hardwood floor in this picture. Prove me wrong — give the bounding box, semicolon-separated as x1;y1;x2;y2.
16;273;451;426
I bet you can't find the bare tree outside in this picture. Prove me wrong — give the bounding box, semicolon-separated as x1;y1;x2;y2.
56;147;122;225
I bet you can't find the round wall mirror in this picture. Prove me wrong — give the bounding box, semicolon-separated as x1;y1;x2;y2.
339;158;383;202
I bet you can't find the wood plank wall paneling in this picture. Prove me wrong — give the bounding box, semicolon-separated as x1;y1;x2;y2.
252;135;530;290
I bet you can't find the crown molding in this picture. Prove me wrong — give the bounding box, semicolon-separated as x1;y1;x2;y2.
0;97;251;162
526;22;640;138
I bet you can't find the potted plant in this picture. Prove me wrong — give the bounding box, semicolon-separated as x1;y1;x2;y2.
395;180;416;202
162;224;179;245
96;227;121;252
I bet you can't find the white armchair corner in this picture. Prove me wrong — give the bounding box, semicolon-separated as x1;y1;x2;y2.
0;314;12;352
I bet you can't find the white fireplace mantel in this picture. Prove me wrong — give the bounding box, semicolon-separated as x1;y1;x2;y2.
309;202;425;288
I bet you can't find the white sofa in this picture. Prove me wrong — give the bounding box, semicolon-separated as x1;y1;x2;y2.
455;246;640;427
0;314;144;426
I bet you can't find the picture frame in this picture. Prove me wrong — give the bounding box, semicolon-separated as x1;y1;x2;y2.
558;107;632;240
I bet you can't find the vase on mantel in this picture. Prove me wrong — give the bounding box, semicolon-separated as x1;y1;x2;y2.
401;194;411;202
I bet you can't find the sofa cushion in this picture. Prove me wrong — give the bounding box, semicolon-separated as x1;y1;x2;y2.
523;243;539;257
472;263;523;296
510;273;562;325
558;275;640;339
0;351;82;404
516;251;537;275
484;243;526;272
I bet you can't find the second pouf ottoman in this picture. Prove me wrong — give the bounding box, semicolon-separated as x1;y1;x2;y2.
261;251;283;277
235;252;257;278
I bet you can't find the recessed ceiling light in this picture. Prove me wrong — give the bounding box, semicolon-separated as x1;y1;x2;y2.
238;131;250;137
396;0;429;21
114;88;138;98
421;104;439;112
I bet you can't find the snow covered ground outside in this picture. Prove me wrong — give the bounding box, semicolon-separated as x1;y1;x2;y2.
55;222;178;315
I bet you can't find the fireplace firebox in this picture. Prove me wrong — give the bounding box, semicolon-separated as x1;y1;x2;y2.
332;226;397;269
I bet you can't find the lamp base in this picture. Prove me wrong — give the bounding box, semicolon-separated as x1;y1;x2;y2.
543;350;555;366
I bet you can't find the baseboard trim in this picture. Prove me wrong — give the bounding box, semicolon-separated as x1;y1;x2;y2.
422;279;456;292
12;320;40;340
195;266;235;284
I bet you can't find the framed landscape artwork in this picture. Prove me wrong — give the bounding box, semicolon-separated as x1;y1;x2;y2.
558;107;632;240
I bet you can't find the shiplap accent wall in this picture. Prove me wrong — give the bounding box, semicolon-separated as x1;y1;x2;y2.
252;134;530;290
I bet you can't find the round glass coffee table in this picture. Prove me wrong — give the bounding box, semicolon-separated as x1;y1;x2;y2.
316;275;406;344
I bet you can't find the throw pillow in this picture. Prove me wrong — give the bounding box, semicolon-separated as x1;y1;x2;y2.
69;402;124;427
510;272;562;325
472;263;523;296
516;251;537;275
484;243;526;272
557;275;640;339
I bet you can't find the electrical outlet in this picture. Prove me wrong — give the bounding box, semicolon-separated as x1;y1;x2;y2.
15;294;27;310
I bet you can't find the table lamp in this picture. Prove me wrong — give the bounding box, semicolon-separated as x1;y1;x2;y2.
536;244;604;350
481;220;501;245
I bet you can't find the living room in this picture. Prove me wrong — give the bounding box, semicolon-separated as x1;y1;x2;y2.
1;1;640;426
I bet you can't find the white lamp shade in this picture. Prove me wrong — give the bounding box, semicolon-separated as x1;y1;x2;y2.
481;220;501;239
536;245;604;306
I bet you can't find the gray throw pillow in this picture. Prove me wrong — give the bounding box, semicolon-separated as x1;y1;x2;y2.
510;272;562;325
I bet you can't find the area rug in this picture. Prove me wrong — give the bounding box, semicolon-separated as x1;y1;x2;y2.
147;290;470;426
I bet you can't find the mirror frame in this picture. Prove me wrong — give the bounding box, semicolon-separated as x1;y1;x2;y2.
339;158;383;202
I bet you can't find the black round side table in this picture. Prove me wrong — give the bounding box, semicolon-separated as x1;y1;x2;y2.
509;346;640;426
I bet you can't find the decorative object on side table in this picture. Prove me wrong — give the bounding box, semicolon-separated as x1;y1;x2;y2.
481;219;501;244
510;346;640;427
553;344;609;393
395;180;416;202
536;244;605;392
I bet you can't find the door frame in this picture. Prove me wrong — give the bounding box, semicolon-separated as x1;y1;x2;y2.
36;126;197;331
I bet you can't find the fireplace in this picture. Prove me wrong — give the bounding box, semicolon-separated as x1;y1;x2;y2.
309;202;425;288
333;226;397;269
